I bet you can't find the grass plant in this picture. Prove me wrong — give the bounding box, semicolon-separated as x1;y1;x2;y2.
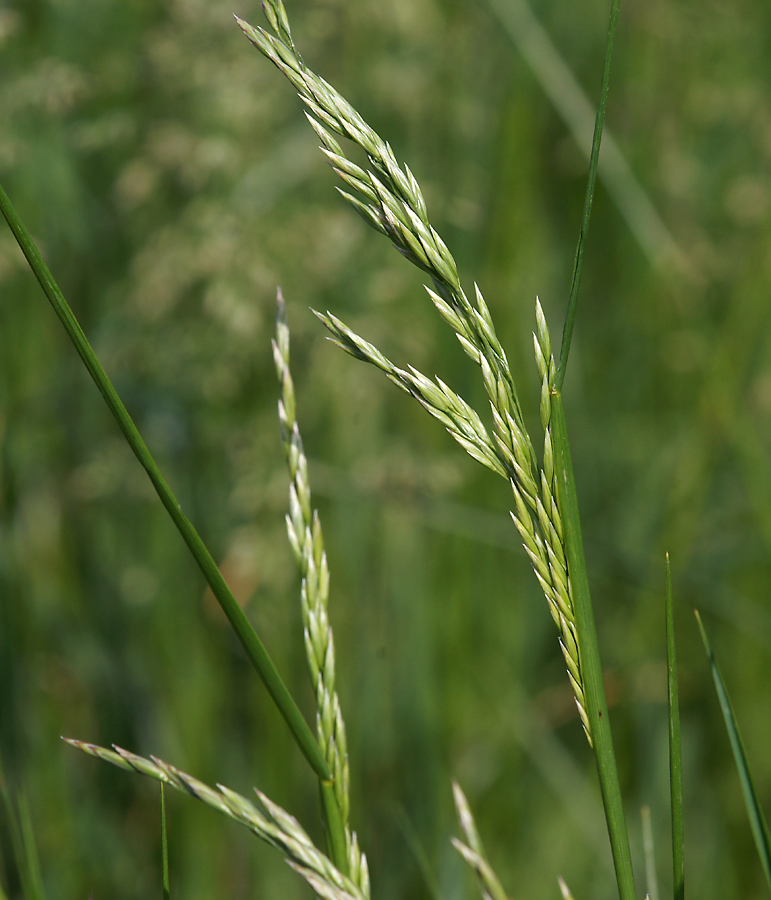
1;0;770;898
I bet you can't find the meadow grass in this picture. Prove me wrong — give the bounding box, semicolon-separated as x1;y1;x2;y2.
1;1;770;899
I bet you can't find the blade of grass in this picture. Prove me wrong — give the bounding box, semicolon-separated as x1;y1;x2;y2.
695;610;771;891
16;795;44;900
550;6;634;890
391;804;444;900
485;0;688;275
0;757;44;900
550;392;635;900
665;555;684;900
0;763;22;900
0;181;331;786
555;0;621;390
161;784;170;900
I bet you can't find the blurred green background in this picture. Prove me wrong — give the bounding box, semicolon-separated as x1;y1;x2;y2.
1;0;770;898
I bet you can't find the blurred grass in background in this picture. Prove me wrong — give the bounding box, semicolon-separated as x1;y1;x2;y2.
1;0;770;898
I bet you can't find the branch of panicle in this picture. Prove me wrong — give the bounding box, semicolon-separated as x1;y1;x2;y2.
63;739;365;900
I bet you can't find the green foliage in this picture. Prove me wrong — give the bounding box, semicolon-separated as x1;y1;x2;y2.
696;611;771;892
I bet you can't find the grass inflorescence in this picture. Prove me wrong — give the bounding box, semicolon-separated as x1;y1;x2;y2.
238;2;596;748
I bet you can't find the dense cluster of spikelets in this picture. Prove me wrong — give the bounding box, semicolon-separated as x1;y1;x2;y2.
238;0;590;743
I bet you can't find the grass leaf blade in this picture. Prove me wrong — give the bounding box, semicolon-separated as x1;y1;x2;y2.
16;794;45;900
0;756;45;900
665;556;684;900
392;804;445;900
555;0;621;390
0;181;330;785
695;610;771;891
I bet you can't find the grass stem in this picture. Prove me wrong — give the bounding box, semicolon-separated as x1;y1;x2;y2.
550;392;635;900
161;785;170;900
0;180;331;785
320;781;349;877
665;556;684;900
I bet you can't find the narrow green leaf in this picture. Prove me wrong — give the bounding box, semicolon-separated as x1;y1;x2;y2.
695;610;771;891
392;804;445;900
0;181;330;785
161;785;170;900
555;0;621;390
0;757;44;900
16;795;44;900
550;392;636;900
0;774;23;899
665;556;684;900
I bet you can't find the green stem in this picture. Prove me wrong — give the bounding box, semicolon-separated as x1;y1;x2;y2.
161;784;170;900
0;180;331;785
665;555;684;900
551;392;636;900
555;0;621;390
320;780;349;876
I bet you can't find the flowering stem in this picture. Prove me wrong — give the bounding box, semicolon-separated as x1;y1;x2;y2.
551;390;635;900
